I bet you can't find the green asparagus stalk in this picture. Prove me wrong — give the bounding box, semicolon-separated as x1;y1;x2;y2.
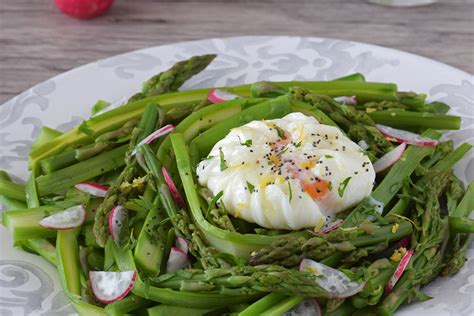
0;171;26;210
140;54;217;98
0;176;26;201
238;293;287;316
104;294;152;316
151;265;334;298
366;110;461;130
93;104;161;247
146;305;212;316
448;216;474;233
36;144;128;196
260;296;304;315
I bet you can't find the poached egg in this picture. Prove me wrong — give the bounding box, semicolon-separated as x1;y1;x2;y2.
196;112;375;231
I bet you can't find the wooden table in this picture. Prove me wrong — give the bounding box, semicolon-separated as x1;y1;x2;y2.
1;0;472;104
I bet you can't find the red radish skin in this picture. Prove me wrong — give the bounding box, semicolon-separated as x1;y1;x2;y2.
89;271;136;304
55;0;114;20
376;124;438;147
385;249;414;293
175;237;189;254
162;166;185;208
166;247;191;273
207;89;240;103
299;259;365;298
131;124;174;156
319;219;344;234
74;182;109;197
373;143;407;173
108;205;128;242
39;205;86;229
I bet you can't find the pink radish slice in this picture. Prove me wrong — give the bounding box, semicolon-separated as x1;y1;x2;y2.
398;236;411;249
89;271;136;304
207;89;240;103
74;182;109;197
376;124;438;147
283;298;321;316
334;96;357;105
131;124;175;155
166;247;191;273
162;166;185;208
385;249;414;294
39;205;86;229
299;258;365;298
108;205;128;242
319;219;344;234
373;143;406;173
175;237;189;254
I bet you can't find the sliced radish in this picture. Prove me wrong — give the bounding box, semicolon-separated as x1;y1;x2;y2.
319;219;344;234
283;298;321;316
166;247;191;273
368;196;384;214
207;89;240;103
162;166;185;208
299;259;365;298
373;143;406;173
385;249;414;293
74;182;109;197
398;236;411;249
357;140;369;150
89;271;136;304
334;96;357;105
376;124;438;147
39;205;86;229
175;237;189;255
108;205;128;242
131;124;174;156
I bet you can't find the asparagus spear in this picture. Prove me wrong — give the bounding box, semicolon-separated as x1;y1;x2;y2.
366;110;461;130
0;176;26;201
150;265;335;298
93;104;161;247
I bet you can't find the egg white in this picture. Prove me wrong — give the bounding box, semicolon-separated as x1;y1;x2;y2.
196;112;375;230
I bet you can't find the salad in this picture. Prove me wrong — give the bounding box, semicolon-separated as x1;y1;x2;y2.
1;54;472;316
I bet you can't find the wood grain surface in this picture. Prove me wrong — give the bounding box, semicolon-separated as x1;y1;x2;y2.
0;0;472;104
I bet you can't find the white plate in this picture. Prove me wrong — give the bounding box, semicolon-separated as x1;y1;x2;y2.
0;36;472;315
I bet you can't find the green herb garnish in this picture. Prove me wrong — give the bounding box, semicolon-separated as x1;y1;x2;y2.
246;182;255;193
288;182;293;202
338;177;352;197
274;124;287;139
219;148;228;171
238;137;253;147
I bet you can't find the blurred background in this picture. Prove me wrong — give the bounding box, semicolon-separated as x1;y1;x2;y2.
0;0;472;104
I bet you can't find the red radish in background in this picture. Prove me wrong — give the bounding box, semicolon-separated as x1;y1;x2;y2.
74;182;109;197
385;249;414;293
166;247;191;273
373;143;407;173
108;205;128;242
162;166;185;208
89;271;136;303
131;124;175;156
208;89;240;103
39;205;86;229
299;259;365;298
54;0;114;19
376;124;438;147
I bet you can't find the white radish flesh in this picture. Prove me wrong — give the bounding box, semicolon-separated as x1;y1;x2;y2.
131;124;174;155
166;247;190;273
162;166;185;208
373;143;406;173
108;205;128;242
376;124;438;146
385;249;414;293
299;259;365;298
90;270;136;303
175;237;189;254
334;96;357;105
74;182;109;197
283;298;322;316
39;205;86;229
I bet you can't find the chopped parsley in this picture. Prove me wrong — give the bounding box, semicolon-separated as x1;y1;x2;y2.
323;155;334;159
219;148;228;171
238;136;253;147
328;181;333;191
274;124;287;139
338;177;352;197
295;141;302;148
246;181;255;193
